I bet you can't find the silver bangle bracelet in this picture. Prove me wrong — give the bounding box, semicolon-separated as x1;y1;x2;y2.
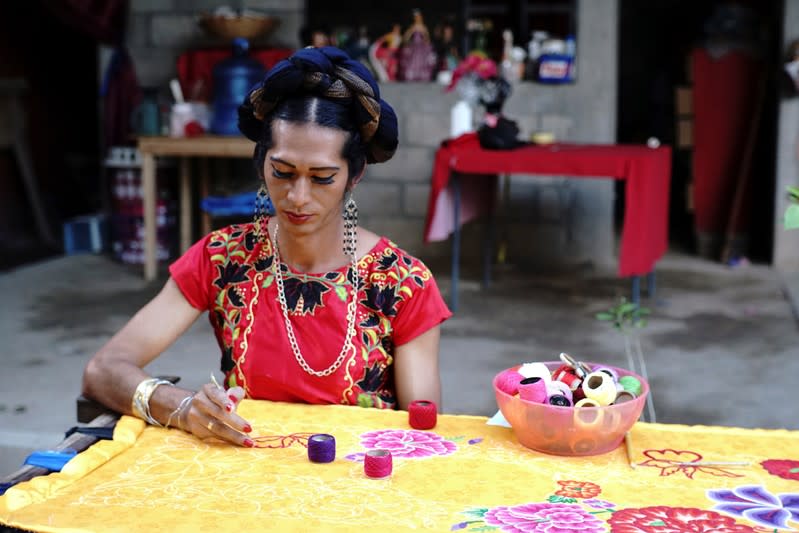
166;393;195;430
131;378;174;427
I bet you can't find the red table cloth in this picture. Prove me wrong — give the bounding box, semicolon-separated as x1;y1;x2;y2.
424;133;672;277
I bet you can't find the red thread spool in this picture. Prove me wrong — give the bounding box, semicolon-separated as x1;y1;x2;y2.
552;364;583;391
408;400;437;430
364;449;393;478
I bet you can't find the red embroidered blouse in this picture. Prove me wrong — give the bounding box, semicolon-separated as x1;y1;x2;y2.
169;221;452;409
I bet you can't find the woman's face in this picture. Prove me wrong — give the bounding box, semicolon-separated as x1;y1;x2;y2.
264;120;353;236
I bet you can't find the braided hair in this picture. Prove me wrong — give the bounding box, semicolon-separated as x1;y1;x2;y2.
238;46;399;181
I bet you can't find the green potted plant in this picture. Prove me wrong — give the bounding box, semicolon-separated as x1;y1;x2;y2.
785;185;799;230
595;298;656;422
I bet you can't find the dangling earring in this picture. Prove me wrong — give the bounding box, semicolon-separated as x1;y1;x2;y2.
254;184;270;236
343;191;358;257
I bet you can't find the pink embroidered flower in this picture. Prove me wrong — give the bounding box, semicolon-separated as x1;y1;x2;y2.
555;480;602;499
761;459;799;482
609;505;756;532
484;503;606;533
359;429;457;458
639;449;744;479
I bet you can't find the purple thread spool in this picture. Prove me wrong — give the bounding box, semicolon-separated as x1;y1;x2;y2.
592;365;620;383
308;433;336;463
518;377;548;403
546;380;574;404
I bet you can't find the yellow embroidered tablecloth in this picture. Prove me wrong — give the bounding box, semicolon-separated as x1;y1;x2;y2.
1;401;798;532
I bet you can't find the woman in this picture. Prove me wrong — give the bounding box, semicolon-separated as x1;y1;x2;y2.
82;47;451;447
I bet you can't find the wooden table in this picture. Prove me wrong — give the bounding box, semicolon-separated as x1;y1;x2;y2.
137;135;255;281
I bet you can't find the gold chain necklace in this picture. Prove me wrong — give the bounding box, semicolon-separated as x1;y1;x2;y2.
271;222;359;377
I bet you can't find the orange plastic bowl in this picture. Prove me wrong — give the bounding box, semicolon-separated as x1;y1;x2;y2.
493;362;649;456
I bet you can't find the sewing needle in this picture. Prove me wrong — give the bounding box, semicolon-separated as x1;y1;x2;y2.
624;432;636;469
676;461;750;467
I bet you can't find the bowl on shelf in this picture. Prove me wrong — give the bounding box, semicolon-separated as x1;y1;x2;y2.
198;12;279;41
493;361;649;456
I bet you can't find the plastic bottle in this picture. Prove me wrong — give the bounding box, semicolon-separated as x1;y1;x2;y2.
565;34;577;81
526;31;549;81
210;37;266;135
450;100;473;138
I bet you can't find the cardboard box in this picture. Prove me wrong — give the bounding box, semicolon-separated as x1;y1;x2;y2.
676;118;693;148
675;87;693;116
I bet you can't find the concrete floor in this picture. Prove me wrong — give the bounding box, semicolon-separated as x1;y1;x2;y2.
1;250;798;477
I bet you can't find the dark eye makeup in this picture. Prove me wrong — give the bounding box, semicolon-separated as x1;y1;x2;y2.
271;166;336;184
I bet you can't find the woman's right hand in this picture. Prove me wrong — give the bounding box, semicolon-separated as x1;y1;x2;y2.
179;384;254;447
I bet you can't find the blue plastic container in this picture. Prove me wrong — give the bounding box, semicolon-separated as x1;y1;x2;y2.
63;214;108;255
536;53;573;84
210;38;266;135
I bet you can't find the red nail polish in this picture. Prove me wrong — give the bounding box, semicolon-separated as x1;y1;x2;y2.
243;438;254;448
225;403;232;412
243;424;252;433
228;394;237;403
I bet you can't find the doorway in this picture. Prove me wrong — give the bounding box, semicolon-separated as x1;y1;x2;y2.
0;1;99;270
616;0;782;265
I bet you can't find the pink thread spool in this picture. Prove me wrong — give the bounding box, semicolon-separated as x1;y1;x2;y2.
495;369;524;396
364;449;393;479
518;377;547;403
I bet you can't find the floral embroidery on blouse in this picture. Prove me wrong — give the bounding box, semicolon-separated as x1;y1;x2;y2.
203;222;437;408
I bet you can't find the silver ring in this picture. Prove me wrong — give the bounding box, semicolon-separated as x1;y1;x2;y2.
206;420;214;432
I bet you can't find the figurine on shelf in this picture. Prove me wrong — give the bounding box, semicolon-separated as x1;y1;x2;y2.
466;18;493;55
368;24;402;82
433;21;460;84
398;9;437;82
500;29;525;82
299;23;332;48
345;25;371;63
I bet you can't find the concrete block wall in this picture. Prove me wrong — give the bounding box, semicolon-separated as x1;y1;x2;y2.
775;0;799;272
127;0;304;87
360;0;619;274
123;0;620;275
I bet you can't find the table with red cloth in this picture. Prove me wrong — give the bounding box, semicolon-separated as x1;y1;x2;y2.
423;133;672;310
176;47;294;101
